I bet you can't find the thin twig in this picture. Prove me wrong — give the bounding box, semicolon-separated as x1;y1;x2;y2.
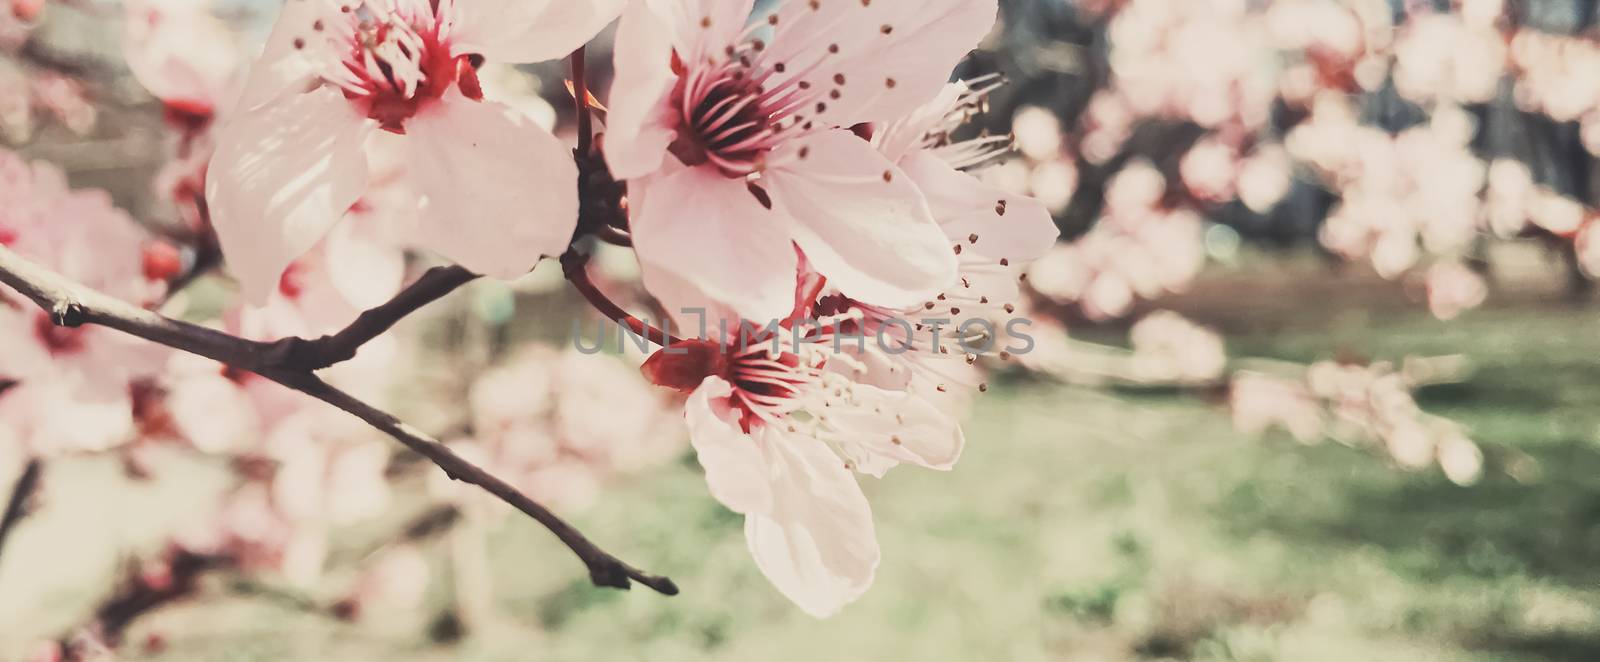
561;250;682;347
0;458;43;568
0;243;677;596
59;550;234;658
264;266;480;370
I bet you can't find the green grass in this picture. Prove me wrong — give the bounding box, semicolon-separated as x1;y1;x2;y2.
7;253;1600;661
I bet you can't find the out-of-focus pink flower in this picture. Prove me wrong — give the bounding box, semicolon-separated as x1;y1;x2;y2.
1230;371;1324;444
1424;261;1487;321
207;0;624;303
1129;311;1226;384
0;150;167;454
123;0;240;123
604;0;997;320
347;545;431;612
29;74;94;136
438;347;684;513
1028;161;1204;321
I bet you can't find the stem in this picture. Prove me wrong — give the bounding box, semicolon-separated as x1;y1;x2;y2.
0;243;677;596
561;250;682;347
266;266;480;370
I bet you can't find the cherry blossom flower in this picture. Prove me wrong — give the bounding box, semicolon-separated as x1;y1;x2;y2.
436;346;684;513
206;0;625;303
641;277;963;617
833;80;1057;412
122;0;240;127
604;0;997;320
0;150;167;454
1128;311;1225;384
1232;360;1483;486
1424;261;1488;322
1027;161;1205;320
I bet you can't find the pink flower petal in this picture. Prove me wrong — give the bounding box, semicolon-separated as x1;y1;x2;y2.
647;0;755;63
603;0;680;180
744;427;879;618
451;0;627;65
401;93;579;280
763;0;997;124
632;164;798;323
767;130;955;309
686;376;774;515
898;150;1060;264
206;86;371;305
830;385;965;474
234;0;342;111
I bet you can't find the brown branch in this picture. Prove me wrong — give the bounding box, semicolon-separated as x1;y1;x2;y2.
59;549;234;659
264;265;480;370
0;244;677;596
0;458;43;567
561;250;682;347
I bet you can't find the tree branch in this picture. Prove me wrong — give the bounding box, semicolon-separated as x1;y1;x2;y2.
0;458;43;568
561;250;682;347
0;244;677;596
263;265;480;370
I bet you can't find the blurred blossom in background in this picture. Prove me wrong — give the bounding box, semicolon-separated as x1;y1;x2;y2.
6;0;1600;660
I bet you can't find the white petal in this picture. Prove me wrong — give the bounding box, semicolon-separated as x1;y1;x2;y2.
745;427;879;618
451;0;627;64
169;372;262;453
645;0;754;63
686;377;774;515
830;386;965;473
631;165;798;323
325;210;406;309
402;93;580;280
206;86;371;305
763;0;996;124
602;0;679;180
235;0;347;111
767;130;955;309
899;150;1059;265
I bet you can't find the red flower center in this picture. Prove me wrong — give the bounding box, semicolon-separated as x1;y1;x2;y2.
643;328;820;433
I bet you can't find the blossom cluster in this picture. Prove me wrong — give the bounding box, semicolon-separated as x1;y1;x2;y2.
1;0;1063;624
1231;359;1484;486
1007;0;1600;322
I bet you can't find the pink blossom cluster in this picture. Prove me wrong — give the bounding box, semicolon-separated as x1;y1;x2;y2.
0;148;168;456
105;0;1058;619
1031;0;1600;321
440;347;685;514
1026;161;1204;320
1231;360;1484;486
